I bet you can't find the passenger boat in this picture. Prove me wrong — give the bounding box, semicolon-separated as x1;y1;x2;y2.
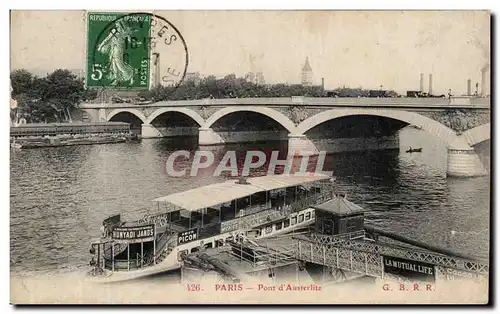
87;173;335;282
13;135;127;149
406;147;422;153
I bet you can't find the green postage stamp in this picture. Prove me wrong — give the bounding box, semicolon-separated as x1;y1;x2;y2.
86;12;152;90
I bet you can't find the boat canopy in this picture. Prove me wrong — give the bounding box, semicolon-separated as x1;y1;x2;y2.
152;173;331;212
312;195;370;217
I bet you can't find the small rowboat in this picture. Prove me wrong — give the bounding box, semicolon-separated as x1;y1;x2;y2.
406;148;422;153
11;142;22;149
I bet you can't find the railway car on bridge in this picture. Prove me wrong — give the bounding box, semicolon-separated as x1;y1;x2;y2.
368;90;389;98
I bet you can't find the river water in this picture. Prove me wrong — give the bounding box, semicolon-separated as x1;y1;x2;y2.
10;128;490;277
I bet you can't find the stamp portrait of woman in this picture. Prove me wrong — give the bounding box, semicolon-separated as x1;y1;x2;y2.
97;20;135;86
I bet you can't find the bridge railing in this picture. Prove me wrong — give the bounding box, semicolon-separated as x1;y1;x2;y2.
228;240;298;268
295;233;489;275
296;238;383;277
307;230;366;244
79;96;490;109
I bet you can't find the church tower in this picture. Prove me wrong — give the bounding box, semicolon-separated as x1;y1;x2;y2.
301;57;313;86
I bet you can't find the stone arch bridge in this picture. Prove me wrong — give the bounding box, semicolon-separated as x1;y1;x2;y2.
77;96;490;177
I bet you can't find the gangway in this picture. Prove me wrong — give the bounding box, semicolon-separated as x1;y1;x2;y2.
294;231;488;280
181;194;489;284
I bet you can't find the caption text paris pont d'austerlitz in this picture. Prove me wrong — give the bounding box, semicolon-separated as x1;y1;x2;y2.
186;283;322;292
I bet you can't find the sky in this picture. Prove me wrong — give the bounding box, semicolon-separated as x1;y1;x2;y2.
10;10;490;95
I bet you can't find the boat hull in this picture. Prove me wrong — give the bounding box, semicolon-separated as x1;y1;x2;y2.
17;137;126;149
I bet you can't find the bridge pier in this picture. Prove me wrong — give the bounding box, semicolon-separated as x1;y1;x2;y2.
198;128;224;145
141;123;163;138
98;108;107;122
447;148;488;177
288;135;319;156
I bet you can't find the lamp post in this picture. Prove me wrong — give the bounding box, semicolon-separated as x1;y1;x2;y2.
153;52;160;88
330;176;336;198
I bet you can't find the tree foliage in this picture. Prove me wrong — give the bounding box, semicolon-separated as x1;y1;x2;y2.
10;69;33;96
139;74;326;101
10;69;87;123
138;74;399;102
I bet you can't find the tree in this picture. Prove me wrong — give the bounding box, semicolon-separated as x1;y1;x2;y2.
129;73;402;102
11;69;37;123
10;69;33;97
10;69;86;123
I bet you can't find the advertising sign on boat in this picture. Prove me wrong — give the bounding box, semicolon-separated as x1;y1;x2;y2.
178;228;199;245
435;266;486;282
382;256;436;282
112;224;155;243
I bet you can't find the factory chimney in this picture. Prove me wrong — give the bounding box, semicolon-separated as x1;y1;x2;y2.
467;79;472;96
428;74;433;95
321;77;325;91
419;73;424;92
480;64;490;96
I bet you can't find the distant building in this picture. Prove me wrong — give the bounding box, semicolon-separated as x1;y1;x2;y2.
256;72;265;85
245;72;255;83
245;71;265;85
301;57;313;86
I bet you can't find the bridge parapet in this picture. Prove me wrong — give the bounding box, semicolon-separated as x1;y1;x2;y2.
79;96;490;109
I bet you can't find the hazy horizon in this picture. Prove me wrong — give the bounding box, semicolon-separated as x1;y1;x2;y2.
10;10;490;95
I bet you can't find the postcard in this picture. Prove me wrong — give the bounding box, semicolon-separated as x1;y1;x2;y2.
10;10;490;304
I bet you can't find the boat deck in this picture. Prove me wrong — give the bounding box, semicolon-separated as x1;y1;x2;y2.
184;237;300;277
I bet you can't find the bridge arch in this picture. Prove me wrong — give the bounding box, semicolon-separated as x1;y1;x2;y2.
146;108;205;126
462;123;490;146
203;106;297;133
106;108;147;124
295;108;464;148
